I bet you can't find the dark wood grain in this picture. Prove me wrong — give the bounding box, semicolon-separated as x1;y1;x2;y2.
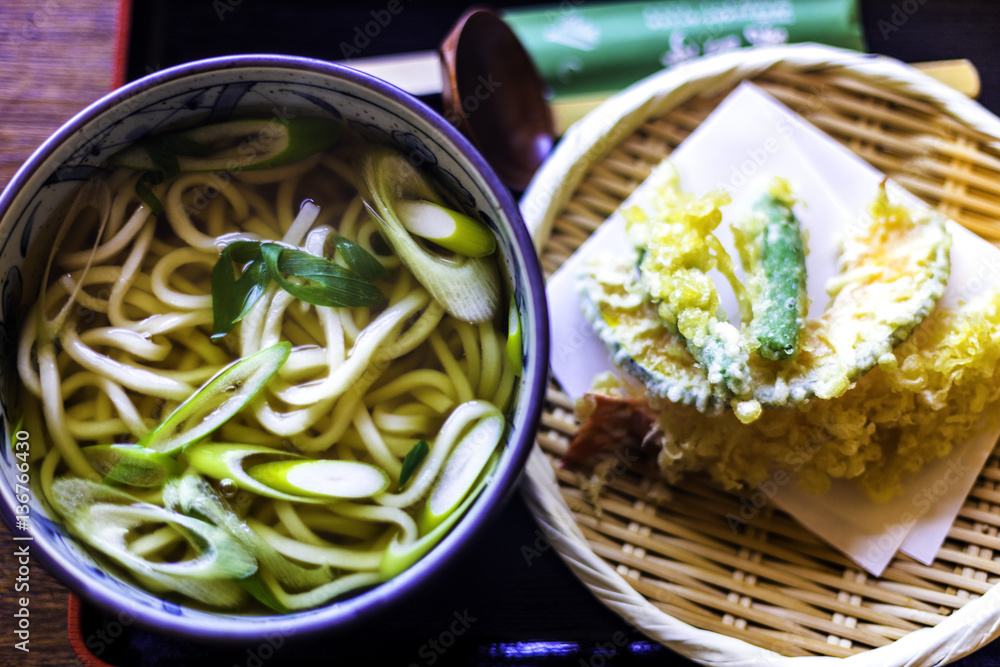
0;2;119;665
0;2;120;190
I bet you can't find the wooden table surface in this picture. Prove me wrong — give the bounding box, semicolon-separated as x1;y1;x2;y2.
3;1;1000;666
0;3;119;665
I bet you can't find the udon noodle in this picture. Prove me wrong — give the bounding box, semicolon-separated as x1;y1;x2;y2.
17;126;516;612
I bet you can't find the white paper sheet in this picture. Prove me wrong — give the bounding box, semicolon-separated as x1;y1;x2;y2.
546;82;1000;576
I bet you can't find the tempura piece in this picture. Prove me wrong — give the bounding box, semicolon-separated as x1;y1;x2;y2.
750;184;951;406
569;289;1000;502
578;250;722;414
579;163;951;429
658;289;1000;501
622;163;755;406
732;177;808;361
563;388;657;466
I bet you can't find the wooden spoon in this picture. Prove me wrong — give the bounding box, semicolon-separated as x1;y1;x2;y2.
439;7;555;191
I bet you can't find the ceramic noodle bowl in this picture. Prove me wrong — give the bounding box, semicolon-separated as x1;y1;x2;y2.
0;55;548;641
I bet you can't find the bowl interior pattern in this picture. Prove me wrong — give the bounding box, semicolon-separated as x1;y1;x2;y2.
0;55;548;640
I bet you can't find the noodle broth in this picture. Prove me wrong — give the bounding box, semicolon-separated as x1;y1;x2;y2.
15;124;520;614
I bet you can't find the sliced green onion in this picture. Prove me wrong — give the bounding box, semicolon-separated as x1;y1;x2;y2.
359;147;501;323
184;443;329;504
396;200;496;258
86;503;257;577
238;573;292;614
211;241;385;340
134;174;164;214
83;444;182;487
421;404;504;532
379;452;498;580
244;460;389;499
260;244;385;309
137;342;290;455
51;478;256;607
398;440;429;491
506;294;523;377
211;241;272;341
227;239;266;264
164;475;330;592
326;235;391;281
47;475;138;514
109;117;341;173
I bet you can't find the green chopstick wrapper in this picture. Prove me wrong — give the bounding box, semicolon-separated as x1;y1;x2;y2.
503;0;865;101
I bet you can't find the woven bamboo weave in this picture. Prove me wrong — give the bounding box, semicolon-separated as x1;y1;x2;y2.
520;45;1000;665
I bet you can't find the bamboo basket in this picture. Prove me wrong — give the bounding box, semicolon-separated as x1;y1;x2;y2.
519;44;1000;665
